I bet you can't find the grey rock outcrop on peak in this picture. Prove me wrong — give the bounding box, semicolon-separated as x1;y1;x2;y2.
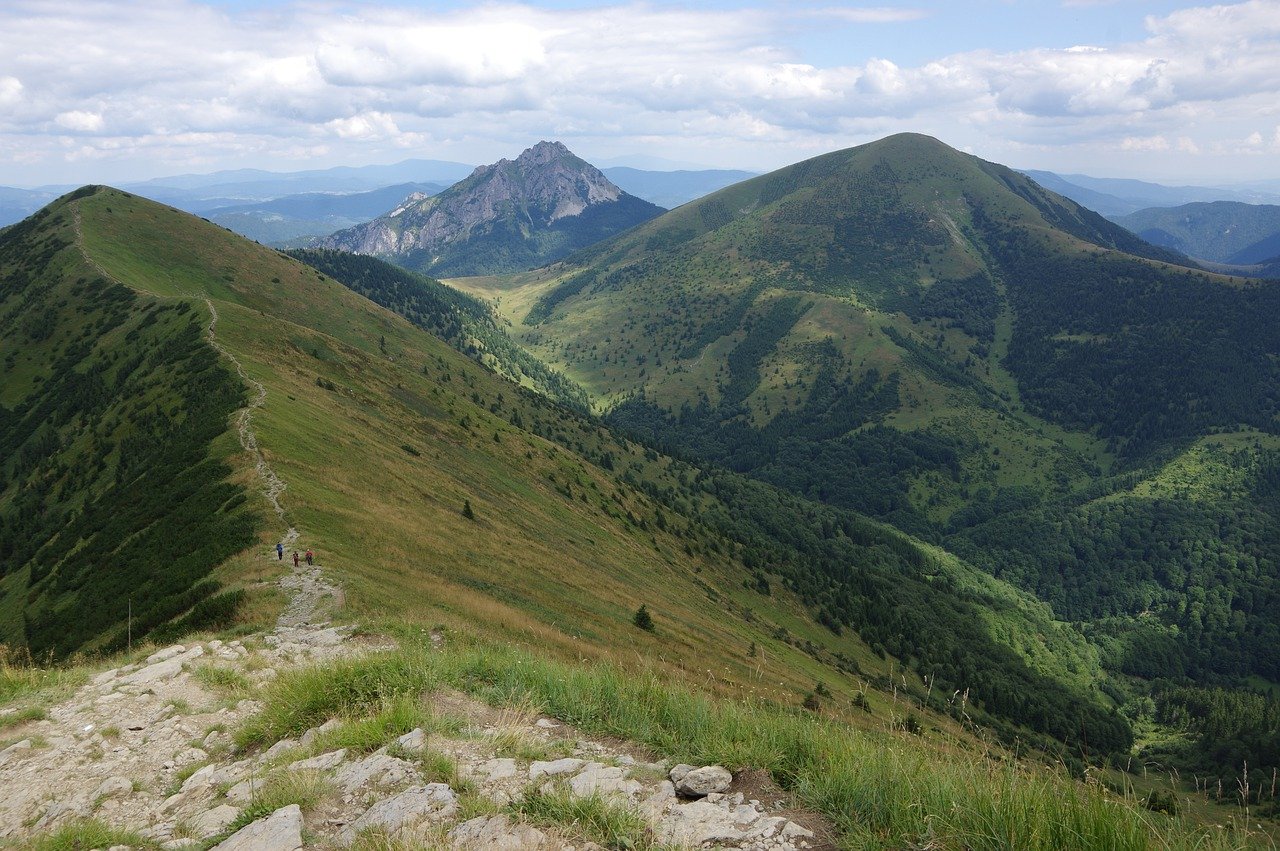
320;141;664;276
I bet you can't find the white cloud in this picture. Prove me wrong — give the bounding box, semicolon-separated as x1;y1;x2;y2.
54;110;105;132
0;76;21;107
326;111;400;140
1120;135;1171;151
0;0;1279;182
808;7;930;24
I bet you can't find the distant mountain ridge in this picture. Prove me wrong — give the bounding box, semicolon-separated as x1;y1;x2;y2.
203;182;445;246
0;186;59;228
601;167;757;208
321;141;664;277
1020;169;1280;216
1113;200;1280;266
117;158;474;204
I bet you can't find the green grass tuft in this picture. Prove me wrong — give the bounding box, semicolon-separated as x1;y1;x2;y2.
303;694;447;757
16;819;160;850
0;646;89;708
513;788;651;850
191;663;251;695
225;769;335;835
0;706;46;730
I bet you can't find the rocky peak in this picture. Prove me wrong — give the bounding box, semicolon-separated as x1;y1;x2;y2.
320;140;663;276
464;140;621;218
517;139;573;166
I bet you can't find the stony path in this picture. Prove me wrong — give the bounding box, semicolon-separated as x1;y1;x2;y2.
0;623;361;846
0;633;822;850
201;297;293;529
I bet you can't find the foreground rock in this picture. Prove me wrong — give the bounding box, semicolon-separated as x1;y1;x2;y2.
339;783;458;845
210;804;303;851
672;763;734;797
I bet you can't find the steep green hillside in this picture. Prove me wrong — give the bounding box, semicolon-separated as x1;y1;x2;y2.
0;191;258;657
9;186;1279;843
2;186;1148;764
460;134;1203;533
451;134;1280;749
286;248;587;410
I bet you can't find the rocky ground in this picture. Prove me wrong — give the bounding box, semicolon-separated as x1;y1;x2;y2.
0;559;827;850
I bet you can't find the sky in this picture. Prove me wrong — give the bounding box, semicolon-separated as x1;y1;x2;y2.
2;0;1280;187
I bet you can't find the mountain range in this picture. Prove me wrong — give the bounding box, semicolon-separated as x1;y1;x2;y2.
600;167;758;209
1020;169;1280;216
4;133;1280;844
201;182;446;246
462;132;1280;695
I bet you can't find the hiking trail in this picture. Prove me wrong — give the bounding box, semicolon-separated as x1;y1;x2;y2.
72;200;337;626
200;297;339;628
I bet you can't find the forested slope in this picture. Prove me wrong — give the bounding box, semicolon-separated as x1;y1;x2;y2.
0;191;257;656
286;248;587;409
449;135;1280;802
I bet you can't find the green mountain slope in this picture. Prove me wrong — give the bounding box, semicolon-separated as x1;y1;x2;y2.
453;133;1280;695
0;190;258;656
1;186;1148;765
286;248;588;410
17;185;1280;841
1113;200;1280;264
464;134;1203;527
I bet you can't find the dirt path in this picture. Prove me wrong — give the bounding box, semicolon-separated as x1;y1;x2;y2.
71;205;117;285
199;297;340;628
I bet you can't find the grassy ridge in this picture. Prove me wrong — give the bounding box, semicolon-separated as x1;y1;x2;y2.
0;192;258;656
69;186;929;721
3;187;1270;841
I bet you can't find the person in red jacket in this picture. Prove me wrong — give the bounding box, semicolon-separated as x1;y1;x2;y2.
305;549;314;566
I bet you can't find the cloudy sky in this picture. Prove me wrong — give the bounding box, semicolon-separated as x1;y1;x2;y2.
2;0;1279;186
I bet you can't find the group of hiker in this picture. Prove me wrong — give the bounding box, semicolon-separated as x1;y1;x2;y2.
275;541;314;567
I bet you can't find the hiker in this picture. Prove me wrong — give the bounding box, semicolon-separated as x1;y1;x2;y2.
305;549;314;566
276;542;284;560
292;551;299;568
